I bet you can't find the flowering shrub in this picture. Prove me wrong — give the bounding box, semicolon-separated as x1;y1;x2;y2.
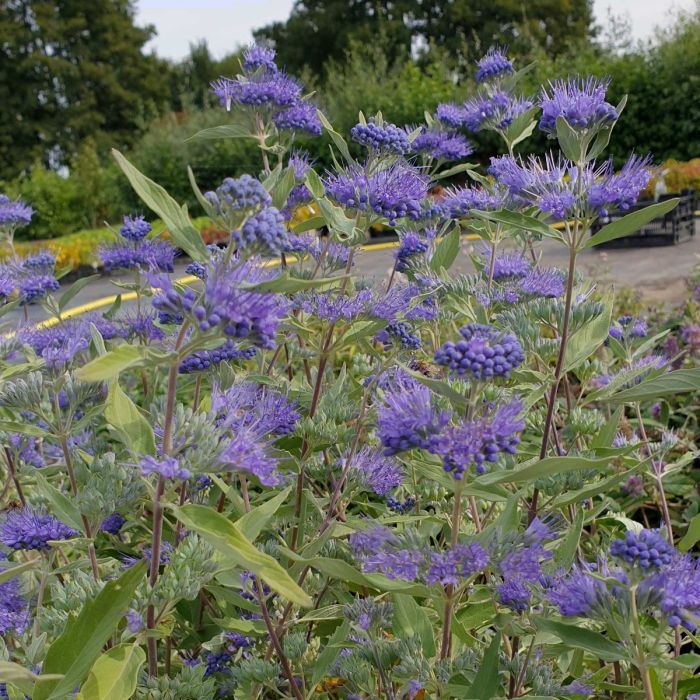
0;44;698;700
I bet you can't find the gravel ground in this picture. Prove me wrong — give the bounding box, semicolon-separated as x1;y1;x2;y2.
6;221;697;327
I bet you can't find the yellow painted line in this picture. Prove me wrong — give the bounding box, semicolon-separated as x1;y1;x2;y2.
33;235;481;328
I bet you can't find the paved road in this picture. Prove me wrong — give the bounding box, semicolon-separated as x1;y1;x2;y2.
7;222;697;327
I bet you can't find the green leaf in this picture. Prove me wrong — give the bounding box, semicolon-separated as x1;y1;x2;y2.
58;275;100;313
478;456;611;485
34;473;84;533
0;558;38;585
503;106;539;150
434;162;479;180
297;604;346;623
172;505;312;607
304;169;325;199
430;228;461;272
76;644;145;700
105;380;156;456
33;562;147;700
186;124;256;141
609;368;700;403
291;215;325;233
584;198;679;249
471;209;562;240
590;406;623;449
536;618;625;661
187;166;215;215
271;166;297;210
679;513;700;552
112;149;208;261
0;421;49;438
311;620;350;686
467;634;501;699
0;662;62;696
76;345;174;382
235;486;292;542
555;116;583;161
564;291;613;371
392;593;436;658
318;111;352;162
245;272;349;294
554;508;584;568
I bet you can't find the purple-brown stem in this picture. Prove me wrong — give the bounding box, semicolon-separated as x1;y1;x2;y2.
529;245;577;523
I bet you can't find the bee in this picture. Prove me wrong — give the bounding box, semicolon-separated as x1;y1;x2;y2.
314;677;345;692
410;359;443;379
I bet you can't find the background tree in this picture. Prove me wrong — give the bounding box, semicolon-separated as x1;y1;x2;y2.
0;0;171;178
254;0;595;76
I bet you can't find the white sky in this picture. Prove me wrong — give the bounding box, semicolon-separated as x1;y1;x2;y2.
136;0;696;60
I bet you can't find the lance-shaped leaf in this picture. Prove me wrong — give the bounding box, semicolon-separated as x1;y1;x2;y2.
172;504;312;607
112;149;208;261
33;562;146;700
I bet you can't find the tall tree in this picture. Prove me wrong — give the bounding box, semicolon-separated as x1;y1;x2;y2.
0;0;172;178
254;0;594;76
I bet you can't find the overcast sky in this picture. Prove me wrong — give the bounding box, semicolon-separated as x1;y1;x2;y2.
136;0;696;60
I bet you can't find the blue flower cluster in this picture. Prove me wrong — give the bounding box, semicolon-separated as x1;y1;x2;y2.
435;324;525;379
395;232;429;272
550;529;700;631
411;127;474;161
610;529;675;569
0;194;33;228
428;399;524;478
490;152;651;219
350;525;489;585
140;455;191;481
179;341;257;374
377;377;451;456
273;102;322;135
150;259;288;349
120;215;151;242
211;44;321;135
205;175;272;224
232;206;290;256
100;512;126;535
476;46;514;83
0;507;77;551
609;315;648;342
350;120;411;154
324;160;428;226
345;446;403;496
539;77;618;135
377;321;422;350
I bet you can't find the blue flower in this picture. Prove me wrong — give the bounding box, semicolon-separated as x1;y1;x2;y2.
412;126;474;161
0;507;77;551
100;512;126;535
242;44;278;73
351;120;411;154
345;446;403;495
140;455;191;481
539;77;618;135
0;194;33;228
377;380;451;456
435;324;524;379
476;46;514;83
324;160;429;226
428;399;524;478
274;102;322;135
119;215;151;242
395;232;429;272
610;529;675;569
232;206;290;256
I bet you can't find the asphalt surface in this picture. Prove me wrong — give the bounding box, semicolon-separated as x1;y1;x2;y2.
7;222;697;327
